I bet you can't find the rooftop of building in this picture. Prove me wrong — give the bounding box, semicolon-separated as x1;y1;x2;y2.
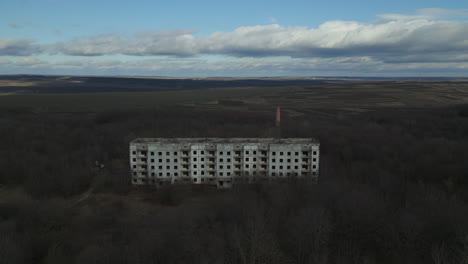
131;138;319;144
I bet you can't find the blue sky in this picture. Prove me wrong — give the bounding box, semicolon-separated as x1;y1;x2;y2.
1;0;468;76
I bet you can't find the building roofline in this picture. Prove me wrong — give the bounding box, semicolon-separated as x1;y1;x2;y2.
131;138;319;144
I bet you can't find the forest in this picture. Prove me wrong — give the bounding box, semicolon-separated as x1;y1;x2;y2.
1;101;468;264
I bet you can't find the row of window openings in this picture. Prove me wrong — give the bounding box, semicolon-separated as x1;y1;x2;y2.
133;157;318;164
134;164;317;170
133;150;318;157
186;150;317;156
133;151;178;156
134;170;318;179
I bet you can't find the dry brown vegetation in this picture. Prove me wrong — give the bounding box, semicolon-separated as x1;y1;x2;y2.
1;78;468;263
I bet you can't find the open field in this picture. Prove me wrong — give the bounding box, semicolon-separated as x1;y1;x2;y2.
1;78;468;113
0;86;281;111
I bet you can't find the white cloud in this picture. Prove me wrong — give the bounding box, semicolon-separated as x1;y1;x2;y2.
2;56;467;76
38;10;468;64
0;39;40;56
1;9;468;75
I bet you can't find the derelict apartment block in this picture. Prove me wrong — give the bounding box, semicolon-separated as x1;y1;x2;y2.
130;138;320;188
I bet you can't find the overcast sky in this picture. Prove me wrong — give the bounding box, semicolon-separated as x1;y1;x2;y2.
1;0;468;77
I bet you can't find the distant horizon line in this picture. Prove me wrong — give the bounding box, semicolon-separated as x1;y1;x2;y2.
1;73;467;80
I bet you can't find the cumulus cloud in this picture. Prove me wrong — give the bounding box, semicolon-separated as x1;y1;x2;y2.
0;38;41;56
39;9;468;64
1;8;468;68
2;56;467;77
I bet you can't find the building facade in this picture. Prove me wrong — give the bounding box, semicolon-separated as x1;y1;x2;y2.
130;138;319;188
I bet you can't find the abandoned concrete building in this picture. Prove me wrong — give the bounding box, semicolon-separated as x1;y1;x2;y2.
130;138;320;188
